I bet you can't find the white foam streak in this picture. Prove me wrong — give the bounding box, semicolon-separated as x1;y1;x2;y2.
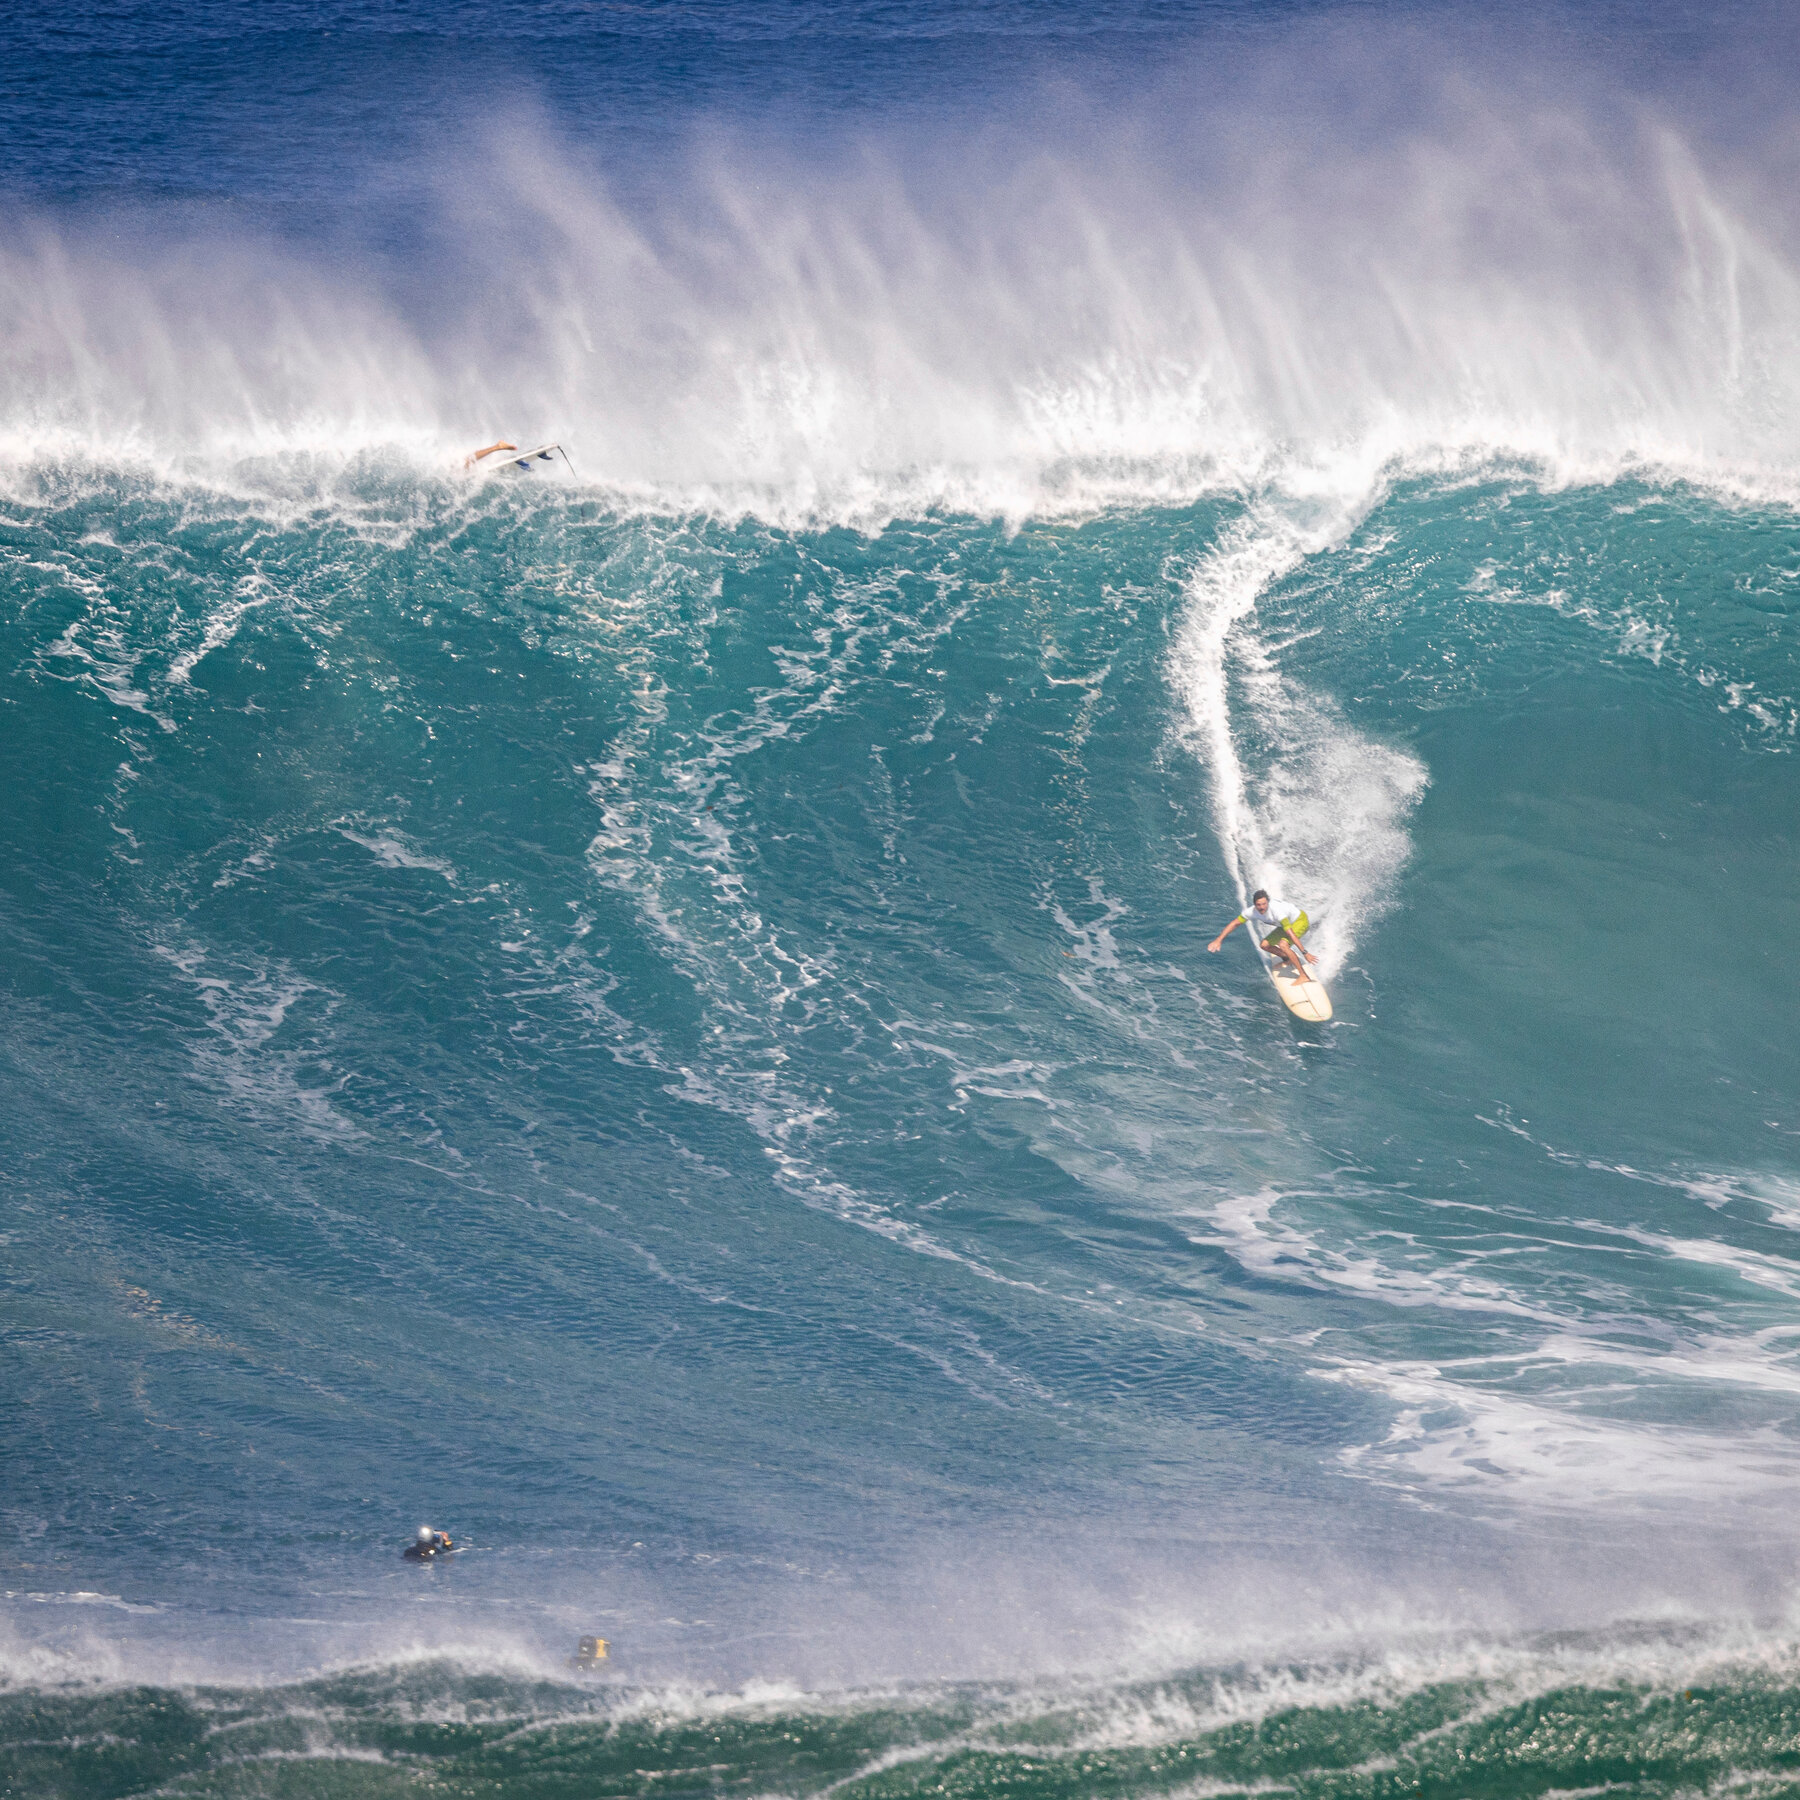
166;576;271;686
577;599;1032;1295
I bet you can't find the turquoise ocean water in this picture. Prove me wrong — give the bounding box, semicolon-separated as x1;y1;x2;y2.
3;3;1799;1794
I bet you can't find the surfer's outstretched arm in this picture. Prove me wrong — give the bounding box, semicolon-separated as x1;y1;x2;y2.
463;440;518;468
1207;916;1244;953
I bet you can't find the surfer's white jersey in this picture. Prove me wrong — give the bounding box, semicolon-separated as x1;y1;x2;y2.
1241;898;1293;941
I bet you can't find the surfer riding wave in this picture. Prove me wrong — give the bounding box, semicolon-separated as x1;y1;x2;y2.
1209;889;1318;982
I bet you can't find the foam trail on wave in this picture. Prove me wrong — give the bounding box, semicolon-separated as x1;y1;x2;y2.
1169;501;1427;976
578;594;1029;1293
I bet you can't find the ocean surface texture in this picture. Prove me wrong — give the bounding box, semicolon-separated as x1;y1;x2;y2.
3;2;1799;1795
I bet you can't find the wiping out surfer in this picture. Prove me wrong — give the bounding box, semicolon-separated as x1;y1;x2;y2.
1209;889;1318;981
463;440;577;476
462;441;518;468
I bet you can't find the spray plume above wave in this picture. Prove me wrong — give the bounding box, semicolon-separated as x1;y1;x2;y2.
5;39;1800;521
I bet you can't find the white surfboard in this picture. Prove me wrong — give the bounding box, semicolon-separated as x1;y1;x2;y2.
1252;911;1332;1022
472;443;572;475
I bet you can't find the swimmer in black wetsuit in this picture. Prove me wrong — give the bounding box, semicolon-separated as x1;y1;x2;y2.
404;1524;454;1559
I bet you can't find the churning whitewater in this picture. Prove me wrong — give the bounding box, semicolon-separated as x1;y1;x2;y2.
2;2;1799;1796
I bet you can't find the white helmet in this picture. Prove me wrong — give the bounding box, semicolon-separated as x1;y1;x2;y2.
417;1524;434;1543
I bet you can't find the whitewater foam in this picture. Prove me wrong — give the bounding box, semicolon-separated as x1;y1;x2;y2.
1193;1166;1800;1514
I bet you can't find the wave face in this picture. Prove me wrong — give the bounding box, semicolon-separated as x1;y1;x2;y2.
4;1;1800;1793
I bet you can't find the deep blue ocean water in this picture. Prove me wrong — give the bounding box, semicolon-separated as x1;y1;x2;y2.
3;2;1800;1795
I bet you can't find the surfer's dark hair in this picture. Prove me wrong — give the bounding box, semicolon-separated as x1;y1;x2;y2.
1252;889;1268;903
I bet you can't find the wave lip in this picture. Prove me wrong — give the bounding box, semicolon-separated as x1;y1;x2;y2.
5;87;1800;526
10;1623;1800;1800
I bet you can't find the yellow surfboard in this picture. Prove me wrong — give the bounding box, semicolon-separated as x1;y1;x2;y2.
1254;910;1332;1022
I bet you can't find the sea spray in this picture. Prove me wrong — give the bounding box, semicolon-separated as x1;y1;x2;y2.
2;81;1800;518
